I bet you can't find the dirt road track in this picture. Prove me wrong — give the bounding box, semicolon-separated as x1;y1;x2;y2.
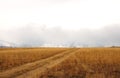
0;48;79;78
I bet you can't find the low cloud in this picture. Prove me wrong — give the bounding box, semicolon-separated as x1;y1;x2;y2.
0;24;120;47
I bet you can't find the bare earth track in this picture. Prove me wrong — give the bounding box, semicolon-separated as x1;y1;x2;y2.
0;48;79;78
0;48;120;78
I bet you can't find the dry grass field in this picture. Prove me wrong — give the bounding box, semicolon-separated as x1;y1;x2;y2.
0;48;120;78
0;48;67;71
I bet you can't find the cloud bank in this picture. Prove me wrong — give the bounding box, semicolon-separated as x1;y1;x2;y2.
0;24;120;47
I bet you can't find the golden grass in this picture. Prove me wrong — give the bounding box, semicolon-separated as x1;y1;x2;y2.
0;48;120;78
75;48;120;71
40;48;120;78
0;48;67;71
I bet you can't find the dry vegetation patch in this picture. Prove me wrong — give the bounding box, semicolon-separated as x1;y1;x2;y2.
38;48;120;78
0;48;120;78
0;48;67;71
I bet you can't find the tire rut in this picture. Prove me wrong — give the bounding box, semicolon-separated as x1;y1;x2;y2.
0;48;79;78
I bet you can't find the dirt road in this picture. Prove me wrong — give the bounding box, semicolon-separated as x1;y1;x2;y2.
0;48;79;78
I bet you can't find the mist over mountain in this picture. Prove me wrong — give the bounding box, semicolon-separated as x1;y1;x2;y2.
0;0;120;47
0;40;16;48
0;24;120;47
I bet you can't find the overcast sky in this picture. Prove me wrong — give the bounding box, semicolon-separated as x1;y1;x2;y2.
0;0;120;47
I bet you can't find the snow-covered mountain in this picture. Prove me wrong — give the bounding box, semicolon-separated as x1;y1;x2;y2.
0;40;15;48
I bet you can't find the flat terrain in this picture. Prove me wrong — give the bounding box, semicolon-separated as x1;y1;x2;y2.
0;48;67;71
0;48;120;78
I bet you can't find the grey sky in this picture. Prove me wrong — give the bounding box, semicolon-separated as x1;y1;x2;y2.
0;0;120;30
0;0;120;47
0;24;120;47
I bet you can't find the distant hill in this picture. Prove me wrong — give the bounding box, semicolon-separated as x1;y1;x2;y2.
0;40;16;48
